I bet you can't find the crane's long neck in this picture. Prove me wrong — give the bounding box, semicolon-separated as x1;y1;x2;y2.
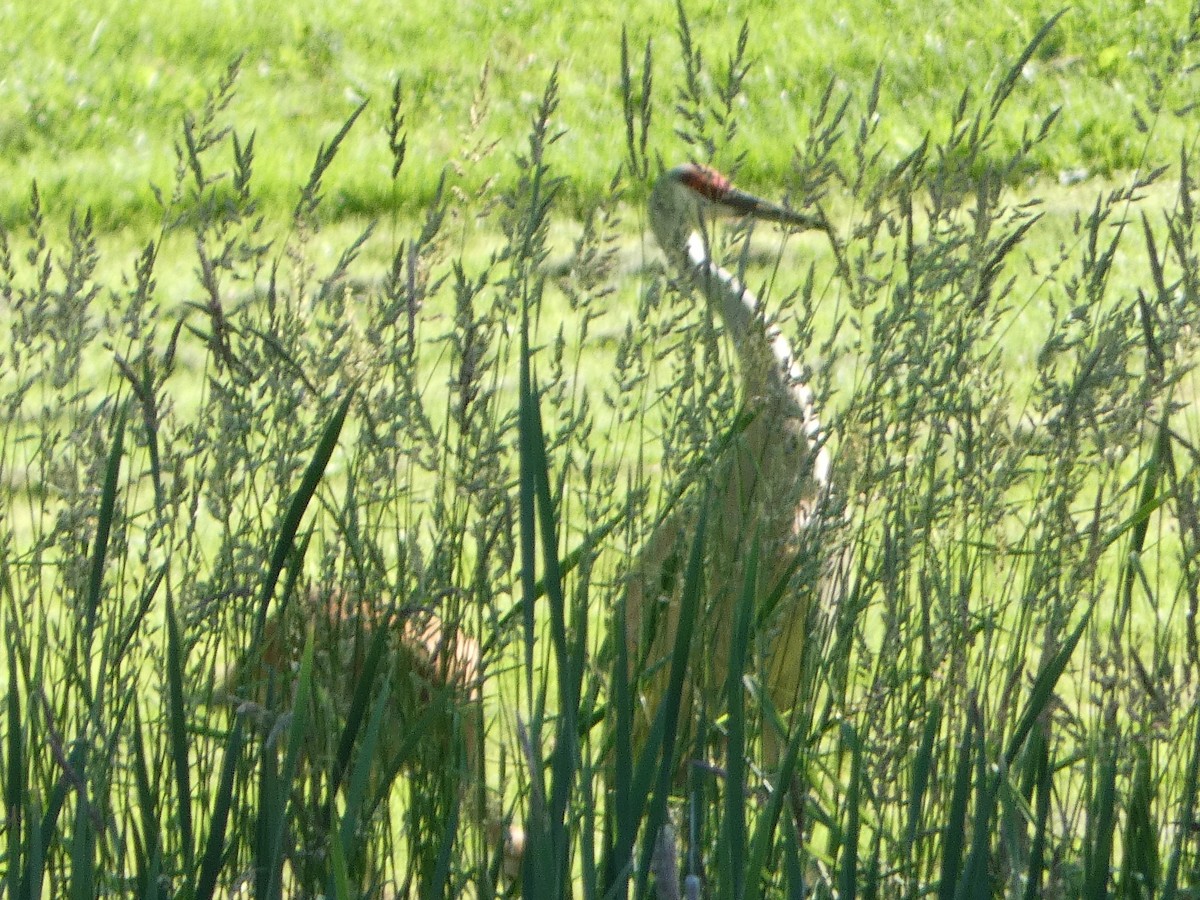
677;229;831;491
681;231;812;417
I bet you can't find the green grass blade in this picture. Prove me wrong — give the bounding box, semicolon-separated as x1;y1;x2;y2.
428;764;461;900
783;813;805;898
1022;726;1051;900
27;737;88;900
254;691;283;900
956;710;995;900
744;710;806;900
1005;604;1093;767
68;767;97;900
194;715;244;900
5;640;25;900
339;681;392;849
937;715;974;900
130;698;164;900
864;849;882;900
605;588;635;898
1162;694;1200;899
83;404;126;647
527;371;578;884
1118;741;1156;899
517;285;574;897
23;794;44;900
904;699;941;867
263;626;315;900
838;723;862;900
635;498;710;900
516;298;539;717
327;802;352;900
719;533;757;900
164;592;194;872
326;614;388;810
1083;736;1118;900
255;389;354;638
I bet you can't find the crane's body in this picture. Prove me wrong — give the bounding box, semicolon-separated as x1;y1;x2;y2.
219;588;526;877
626;163;837;769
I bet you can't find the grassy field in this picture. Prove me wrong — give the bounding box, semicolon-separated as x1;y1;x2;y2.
1;0;1196;228
3;1;1200;897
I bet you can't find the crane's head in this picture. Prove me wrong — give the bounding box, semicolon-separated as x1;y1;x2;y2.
649;162;827;254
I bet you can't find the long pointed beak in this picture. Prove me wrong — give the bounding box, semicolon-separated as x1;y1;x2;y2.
722;186;828;232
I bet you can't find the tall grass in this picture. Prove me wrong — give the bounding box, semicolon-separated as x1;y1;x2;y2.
2;4;1200;897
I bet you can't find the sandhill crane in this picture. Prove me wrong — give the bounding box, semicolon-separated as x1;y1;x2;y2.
219;587;525;881
625;163;839;775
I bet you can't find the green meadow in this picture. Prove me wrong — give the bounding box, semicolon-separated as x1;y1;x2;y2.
1;0;1193;226
3;0;1200;897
